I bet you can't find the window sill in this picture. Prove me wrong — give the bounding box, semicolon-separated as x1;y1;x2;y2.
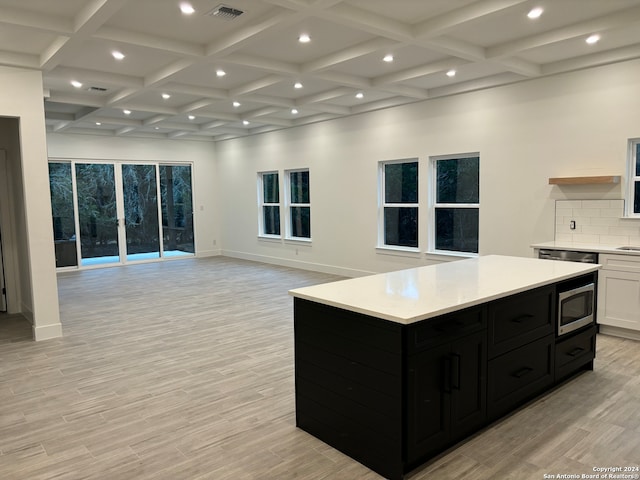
376;246;421;258
284;237;312;245
258;235;282;243
425;250;478;262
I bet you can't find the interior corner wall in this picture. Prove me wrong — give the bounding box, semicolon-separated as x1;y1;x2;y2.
0;66;61;340
45;133;220;257
215;59;640;276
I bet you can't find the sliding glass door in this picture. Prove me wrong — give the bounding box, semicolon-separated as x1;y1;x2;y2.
160;165;194;256
122;164;160;261
76;163;120;266
48;161;194;268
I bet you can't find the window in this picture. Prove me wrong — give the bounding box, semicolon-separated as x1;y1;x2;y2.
627;139;640;217
431;154;479;254
258;171;281;236
380;160;418;248
286;169;311;239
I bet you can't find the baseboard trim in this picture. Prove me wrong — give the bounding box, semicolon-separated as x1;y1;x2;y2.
599;325;640;341
197;249;222;258
33;322;63;341
221;250;373;278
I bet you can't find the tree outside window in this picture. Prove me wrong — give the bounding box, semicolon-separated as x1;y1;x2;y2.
432;155;479;254
258;171;280;236
380;160;418;248
287;169;310;239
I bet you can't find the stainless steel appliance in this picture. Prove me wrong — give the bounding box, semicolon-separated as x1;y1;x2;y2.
557;280;595;335
538;249;598;263
538;248;598;336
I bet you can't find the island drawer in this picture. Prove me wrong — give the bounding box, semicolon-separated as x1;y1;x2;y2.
488;285;555;358
407;305;486;354
555;325;596;380
487;334;555;420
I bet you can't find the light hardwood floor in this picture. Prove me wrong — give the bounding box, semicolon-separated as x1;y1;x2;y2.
0;256;639;479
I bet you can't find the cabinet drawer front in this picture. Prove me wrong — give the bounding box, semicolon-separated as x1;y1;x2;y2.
407;306;486;354
488;285;554;358
600;253;640;273
488;334;555;420
555;326;596;379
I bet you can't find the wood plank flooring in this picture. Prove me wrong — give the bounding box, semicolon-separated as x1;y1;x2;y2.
0;256;639;479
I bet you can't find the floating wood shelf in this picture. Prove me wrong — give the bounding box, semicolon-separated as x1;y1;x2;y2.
548;175;621;185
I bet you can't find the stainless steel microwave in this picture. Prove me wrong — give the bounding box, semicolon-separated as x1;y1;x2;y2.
557;282;595;336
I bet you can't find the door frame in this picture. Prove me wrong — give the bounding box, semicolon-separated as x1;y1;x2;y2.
0;149;21;313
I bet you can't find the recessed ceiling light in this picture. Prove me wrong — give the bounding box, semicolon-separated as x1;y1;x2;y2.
123;109;131;115
233;101;241;107
71;80;83;88
216;69;226;77
112;50;125;60
586;34;600;45
527;7;543;19
188;115;195;120
355;92;364;99
155;126;160;130
383;54;394;62
298;33;311;43
180;2;195;14
243;120;250;125
162;93;171;99
446;69;456;77
294;82;303;89
291;108;299;114
95;122;101;126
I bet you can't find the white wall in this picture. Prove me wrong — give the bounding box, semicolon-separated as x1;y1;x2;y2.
216;59;640;276
46;133;220;257
0;66;61;340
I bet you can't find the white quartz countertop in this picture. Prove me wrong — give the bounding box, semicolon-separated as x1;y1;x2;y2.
289;255;600;325
532;240;640;256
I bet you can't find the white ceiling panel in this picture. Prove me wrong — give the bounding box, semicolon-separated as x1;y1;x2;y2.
0;0;637;142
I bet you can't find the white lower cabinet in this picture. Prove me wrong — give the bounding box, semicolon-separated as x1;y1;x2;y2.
597;254;640;333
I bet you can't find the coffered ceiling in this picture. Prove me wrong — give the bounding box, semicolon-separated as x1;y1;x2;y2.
2;0;640;142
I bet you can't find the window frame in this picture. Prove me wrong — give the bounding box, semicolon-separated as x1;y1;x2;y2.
257;171;281;238
378;158;420;252
428;153;480;256
285;168;311;241
626;138;640;218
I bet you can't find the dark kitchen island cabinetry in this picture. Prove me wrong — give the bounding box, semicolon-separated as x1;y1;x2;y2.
290;255;599;480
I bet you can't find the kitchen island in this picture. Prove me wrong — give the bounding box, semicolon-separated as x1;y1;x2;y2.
290;255;600;480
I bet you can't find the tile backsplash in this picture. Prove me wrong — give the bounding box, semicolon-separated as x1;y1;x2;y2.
555;199;640;245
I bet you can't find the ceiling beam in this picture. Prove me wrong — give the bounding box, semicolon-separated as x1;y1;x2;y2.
488;4;640;59
41;0;130;71
413;0;529;38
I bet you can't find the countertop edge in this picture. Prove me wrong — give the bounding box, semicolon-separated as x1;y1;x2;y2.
289;262;600;325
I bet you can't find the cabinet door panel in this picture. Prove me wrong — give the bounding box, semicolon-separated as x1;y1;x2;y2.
406;342;451;463
597;269;640;330
450;330;487;441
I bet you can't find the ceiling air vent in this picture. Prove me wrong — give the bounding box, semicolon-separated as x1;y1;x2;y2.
87;86;107;92
207;4;244;20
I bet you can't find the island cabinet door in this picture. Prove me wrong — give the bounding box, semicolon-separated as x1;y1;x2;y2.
406;330;487;464
449;330;487;441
